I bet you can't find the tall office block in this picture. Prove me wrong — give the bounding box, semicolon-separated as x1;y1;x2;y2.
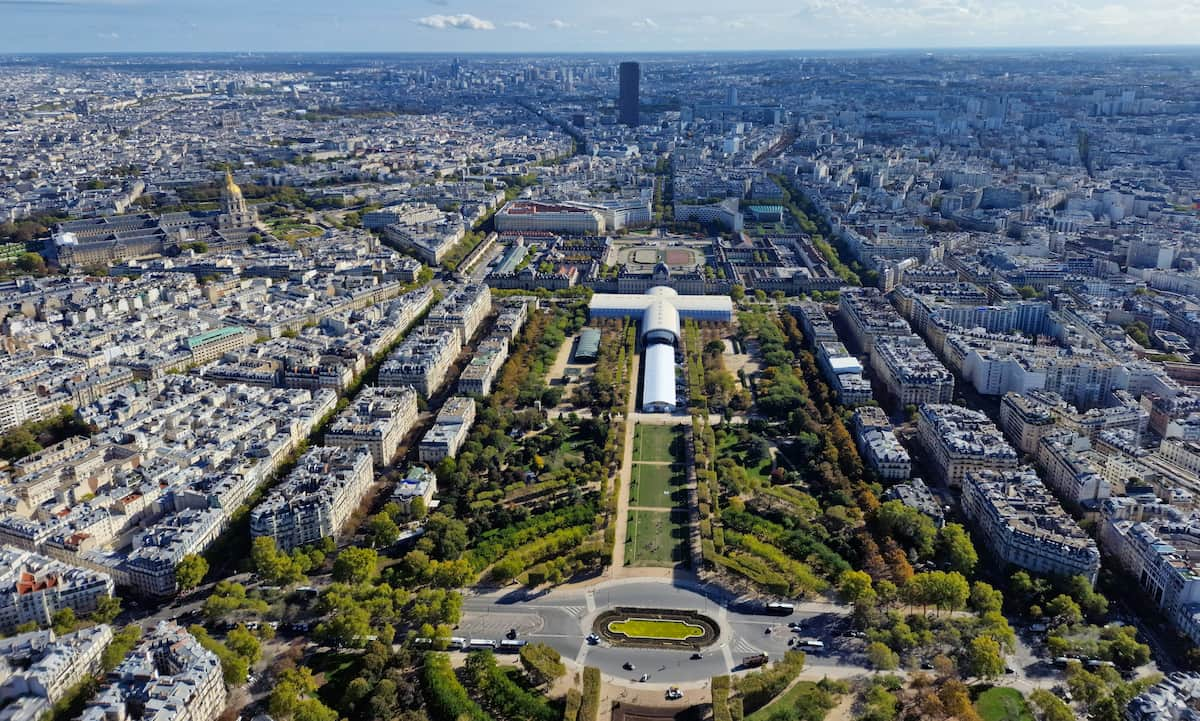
618;61;639;127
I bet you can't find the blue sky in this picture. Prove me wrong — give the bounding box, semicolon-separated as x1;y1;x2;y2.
2;0;1198;54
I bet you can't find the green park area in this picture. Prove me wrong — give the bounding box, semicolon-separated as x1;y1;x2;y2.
625;509;688;566
974;687;1034;721
632;424;681;463
607;618;704;641
630;463;685;508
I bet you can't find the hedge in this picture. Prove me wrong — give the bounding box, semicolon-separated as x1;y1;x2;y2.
580;667;601;721
520;642;566;685
563;688;582;721
712;675;733;721
422;652;492;721
735;650;807;714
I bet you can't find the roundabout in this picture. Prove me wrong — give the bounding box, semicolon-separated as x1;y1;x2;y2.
456;577;856;686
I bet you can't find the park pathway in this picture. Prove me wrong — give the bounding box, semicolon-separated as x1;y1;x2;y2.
609;350;641;574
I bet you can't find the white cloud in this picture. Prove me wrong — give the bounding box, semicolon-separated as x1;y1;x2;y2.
414;13;495;31
505;20;535;30
547;19;570;29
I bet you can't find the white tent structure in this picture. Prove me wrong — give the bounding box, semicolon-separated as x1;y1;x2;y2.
588;287;734;413
642;343;678;412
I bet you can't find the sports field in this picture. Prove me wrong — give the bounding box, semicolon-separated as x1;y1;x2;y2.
625;509;688;566
632;425;680;463
630;463;685;508
607;618;705;641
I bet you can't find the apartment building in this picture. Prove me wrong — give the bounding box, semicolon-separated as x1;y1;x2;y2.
961;468;1101;583
0;626;112;707
838;288;911;354
999;389;1148;456
999;391;1060;455
791;300;839;344
184;326;257;366
419;397;476;463
1126;674;1200;721
324;385;419;466
1101;498;1200;646
0;547;115;633
917;404;1019;487
122;509;225;598
393;466;437;517
852;407;912;481
425;283;493;346
81;622;225;721
882;479;944;527
814;342;873;406
1035;431;1113;506
457;338;508;397
871;337;955;406
378;328;461;397
249;446;373;552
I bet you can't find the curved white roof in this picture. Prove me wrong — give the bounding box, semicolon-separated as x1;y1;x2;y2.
642;342;677;412
642;299;681;343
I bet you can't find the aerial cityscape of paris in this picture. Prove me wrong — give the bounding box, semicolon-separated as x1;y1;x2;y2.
0;2;1198;721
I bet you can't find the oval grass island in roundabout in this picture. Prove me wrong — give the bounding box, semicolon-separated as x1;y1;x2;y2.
594;607;720;649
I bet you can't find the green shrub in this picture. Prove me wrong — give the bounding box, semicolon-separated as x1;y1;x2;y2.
580;667;601;721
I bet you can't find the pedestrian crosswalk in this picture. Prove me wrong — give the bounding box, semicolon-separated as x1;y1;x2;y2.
733;639;762;655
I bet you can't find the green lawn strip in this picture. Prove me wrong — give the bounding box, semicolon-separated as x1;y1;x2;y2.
974;687;1034;721
745;681;836;721
630;463;684;507
633;425;679;463
607;618;704;641
625;509;685;566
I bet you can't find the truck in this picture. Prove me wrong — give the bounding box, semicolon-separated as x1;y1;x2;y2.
742;653;769;668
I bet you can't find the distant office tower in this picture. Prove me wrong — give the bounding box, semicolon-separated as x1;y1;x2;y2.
618;61;640;127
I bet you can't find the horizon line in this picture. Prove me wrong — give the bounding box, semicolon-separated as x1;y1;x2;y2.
4;43;1200;58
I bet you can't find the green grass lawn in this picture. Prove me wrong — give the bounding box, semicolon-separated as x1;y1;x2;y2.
308;651;361;707
633;424;680;463
717;432;773;486
625;509;687;566
745;681;838;721
607;618;704;641
975;687;1034;721
630;463;685;508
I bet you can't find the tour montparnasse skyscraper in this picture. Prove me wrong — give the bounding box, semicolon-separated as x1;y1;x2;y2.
618;61;639;127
